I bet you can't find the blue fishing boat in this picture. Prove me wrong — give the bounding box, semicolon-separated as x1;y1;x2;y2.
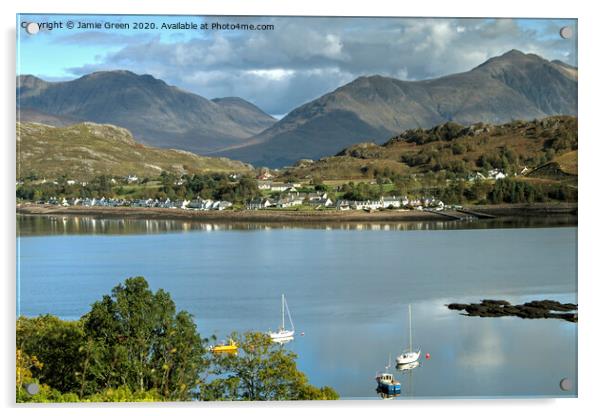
375;354;401;397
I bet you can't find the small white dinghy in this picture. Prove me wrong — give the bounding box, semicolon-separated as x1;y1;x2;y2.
396;304;421;365
268;294;295;344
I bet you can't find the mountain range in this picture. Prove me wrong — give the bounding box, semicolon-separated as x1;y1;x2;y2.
17;50;577;168
216;50;577;167
17;71;276;154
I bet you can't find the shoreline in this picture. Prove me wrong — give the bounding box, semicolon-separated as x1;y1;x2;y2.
16;202;578;224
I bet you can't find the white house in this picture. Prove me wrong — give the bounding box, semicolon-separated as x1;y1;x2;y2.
187;198;231;210
468;172;486;182
270;183;297;192
187;198;205;209
488;169;506;180
306;192;333;207
350;200;383;211
382;196;402;208
309;197;333;207
216;201;233;210
307;191;327;201
275;195;304;208
336;200;351;211
246;198;273;210
202;200;215;210
257;181;272;190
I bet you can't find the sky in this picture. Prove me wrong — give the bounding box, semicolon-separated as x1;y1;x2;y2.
17;15;577;117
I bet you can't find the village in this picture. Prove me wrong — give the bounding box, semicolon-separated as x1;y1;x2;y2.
18;167;525;213
247;184;446;212
43;196;234;211
41;186;449;213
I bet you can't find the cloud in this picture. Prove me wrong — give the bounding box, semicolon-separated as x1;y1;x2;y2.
57;17;576;115
54;31;151;46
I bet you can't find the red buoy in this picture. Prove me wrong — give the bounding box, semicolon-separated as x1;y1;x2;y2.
425;353;431;359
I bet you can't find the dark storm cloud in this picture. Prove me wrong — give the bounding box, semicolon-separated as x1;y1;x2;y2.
63;17;577;115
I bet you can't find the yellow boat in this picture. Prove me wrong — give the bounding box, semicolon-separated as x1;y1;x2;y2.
211;339;238;354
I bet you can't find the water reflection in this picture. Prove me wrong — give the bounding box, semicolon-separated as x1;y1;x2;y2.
376;387;401;400
17;214;577;237
17;219;578;398
396;361;420;398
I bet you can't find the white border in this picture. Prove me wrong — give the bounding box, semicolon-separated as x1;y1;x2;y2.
2;1;601;415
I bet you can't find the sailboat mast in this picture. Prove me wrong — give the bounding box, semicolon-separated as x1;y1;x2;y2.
409;304;413;352
281;294;285;330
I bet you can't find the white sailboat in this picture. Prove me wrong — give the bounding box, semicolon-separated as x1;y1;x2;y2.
396;304;421;365
268;294;295;343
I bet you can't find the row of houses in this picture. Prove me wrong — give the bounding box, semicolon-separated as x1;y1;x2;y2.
130;198;233;210
187;199;233;211
46;197;233;211
257;181;302;192
38;175;138;186
246;191;447;212
48;197;128;207
33;178;89;186
43;192;444;212
467;167;529;182
467;169;507;181
335;196;445;211
246;191;333;210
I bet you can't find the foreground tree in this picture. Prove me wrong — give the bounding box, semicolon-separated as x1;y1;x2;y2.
205;332;338;401
82;277;208;400
16;315;86;394
17;277;208;401
16;277;338;402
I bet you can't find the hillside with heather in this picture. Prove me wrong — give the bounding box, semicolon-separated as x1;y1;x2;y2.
17;122;253;180
281;116;577;181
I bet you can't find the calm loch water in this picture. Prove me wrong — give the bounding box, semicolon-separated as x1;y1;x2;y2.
17;215;578;399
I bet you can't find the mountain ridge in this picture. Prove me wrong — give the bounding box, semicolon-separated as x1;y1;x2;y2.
17;50;577;168
17;71;276;154
217;50;577;167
